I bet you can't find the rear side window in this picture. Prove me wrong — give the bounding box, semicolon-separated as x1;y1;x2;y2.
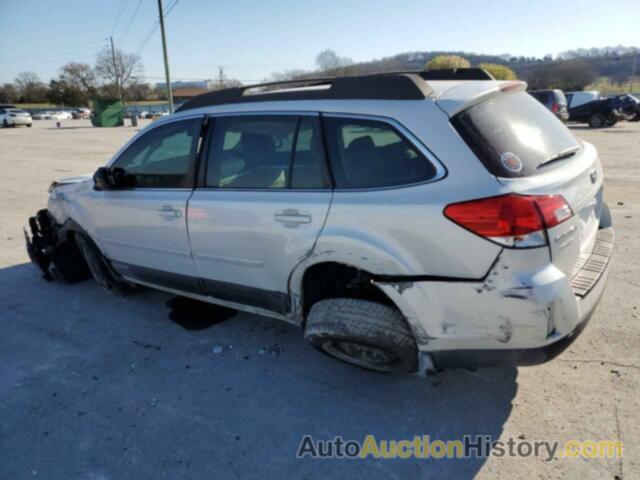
323;117;437;188
452;92;580;178
206;115;328;189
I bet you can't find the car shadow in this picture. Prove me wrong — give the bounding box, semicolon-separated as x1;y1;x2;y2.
0;262;518;479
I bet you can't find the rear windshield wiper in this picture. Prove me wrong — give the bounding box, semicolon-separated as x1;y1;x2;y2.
538;146;580;169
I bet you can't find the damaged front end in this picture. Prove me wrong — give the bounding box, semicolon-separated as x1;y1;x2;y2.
24;209;91;283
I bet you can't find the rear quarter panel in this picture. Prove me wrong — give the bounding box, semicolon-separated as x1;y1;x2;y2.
291;101;508;294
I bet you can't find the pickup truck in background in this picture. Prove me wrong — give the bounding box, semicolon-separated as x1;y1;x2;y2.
605;94;640;121
565;91;622;128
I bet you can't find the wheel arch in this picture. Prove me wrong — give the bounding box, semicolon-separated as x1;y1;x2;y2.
289;258;427;350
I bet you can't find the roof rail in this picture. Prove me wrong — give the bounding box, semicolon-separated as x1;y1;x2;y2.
175;69;494;112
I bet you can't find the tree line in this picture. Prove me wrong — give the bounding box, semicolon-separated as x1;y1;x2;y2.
0;46;157;106
2;46;637;106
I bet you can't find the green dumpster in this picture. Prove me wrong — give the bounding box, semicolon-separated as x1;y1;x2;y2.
90;98;124;127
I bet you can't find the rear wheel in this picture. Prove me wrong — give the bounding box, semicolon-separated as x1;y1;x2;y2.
589;114;606;128
304;298;418;373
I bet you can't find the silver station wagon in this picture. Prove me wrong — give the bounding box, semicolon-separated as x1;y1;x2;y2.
26;69;613;374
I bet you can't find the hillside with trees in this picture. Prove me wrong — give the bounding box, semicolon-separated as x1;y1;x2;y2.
1;45;638;106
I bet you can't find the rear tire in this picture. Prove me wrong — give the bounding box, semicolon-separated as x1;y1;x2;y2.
589;114;605;128
304;298;418;373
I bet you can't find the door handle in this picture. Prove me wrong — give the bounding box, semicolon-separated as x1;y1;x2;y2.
274;209;312;224
157;205;182;218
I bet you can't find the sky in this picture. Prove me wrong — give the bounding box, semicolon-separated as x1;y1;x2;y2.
1;0;638;85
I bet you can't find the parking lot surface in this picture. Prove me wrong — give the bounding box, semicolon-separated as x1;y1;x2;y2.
0;119;639;479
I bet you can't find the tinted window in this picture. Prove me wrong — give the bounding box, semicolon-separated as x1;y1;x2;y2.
452;92;580;178
323;117;436;188
528;91;549;105
112;119;201;188
206;115;327;189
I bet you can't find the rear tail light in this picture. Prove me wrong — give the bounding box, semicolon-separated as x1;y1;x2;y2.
551;103;560;113
444;194;573;248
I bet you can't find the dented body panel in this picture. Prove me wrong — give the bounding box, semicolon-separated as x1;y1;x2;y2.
375;225;613;362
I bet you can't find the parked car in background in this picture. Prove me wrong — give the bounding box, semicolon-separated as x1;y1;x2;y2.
606;94;640;121
31;111;52;120
528;89;569;121
151;110;170;119
72;108;91;120
0;108;32;127
50;111;73;120
26;72;613;374
565;91;621;128
138;111;149;119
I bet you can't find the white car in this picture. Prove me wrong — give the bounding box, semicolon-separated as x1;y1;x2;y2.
26;70;613;374
50;111;73;120
1;108;32;127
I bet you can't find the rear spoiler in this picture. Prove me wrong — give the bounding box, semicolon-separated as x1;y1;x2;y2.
435;81;528;117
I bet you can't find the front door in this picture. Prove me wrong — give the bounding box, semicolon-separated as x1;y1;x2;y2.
187;113;333;313
86;116;203;292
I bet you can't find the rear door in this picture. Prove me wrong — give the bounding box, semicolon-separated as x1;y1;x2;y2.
187;113;332;314
86;116;203;292
452;90;604;278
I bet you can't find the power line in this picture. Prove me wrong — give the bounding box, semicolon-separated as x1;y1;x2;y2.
118;0;144;46
111;0;128;37
135;0;179;55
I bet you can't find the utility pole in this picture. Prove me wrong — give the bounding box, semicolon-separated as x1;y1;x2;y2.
110;36;125;108
630;55;638;95
218;66;225;89
157;0;174;113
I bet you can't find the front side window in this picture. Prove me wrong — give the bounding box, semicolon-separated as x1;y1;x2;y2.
323;117;437;188
206;115;327;189
112;118;202;188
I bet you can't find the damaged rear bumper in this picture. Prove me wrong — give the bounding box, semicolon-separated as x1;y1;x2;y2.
431;234;612;369
376;225;614;371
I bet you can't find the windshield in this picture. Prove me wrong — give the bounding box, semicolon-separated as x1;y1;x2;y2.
451;91;580;177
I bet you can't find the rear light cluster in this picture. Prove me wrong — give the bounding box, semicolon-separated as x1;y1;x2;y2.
551;103;560;113
444;194;573;248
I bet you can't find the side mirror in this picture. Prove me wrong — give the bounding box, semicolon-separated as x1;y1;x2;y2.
93;167;115;191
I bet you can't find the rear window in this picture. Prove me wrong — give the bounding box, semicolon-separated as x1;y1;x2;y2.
452;92;580;178
528;91;548;104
